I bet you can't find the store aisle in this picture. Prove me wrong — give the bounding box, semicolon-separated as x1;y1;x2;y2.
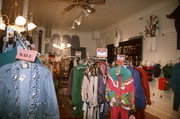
57;94;160;119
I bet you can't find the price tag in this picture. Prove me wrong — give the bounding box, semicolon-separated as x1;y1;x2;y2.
75;51;81;57
116;55;125;65
16;49;38;62
97;48;108;58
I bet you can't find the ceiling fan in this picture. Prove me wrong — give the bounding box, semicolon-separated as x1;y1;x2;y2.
57;0;105;13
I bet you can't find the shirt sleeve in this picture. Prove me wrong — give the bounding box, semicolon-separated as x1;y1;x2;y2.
44;70;60;119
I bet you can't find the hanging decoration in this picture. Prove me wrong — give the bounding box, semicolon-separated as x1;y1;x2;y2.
144;15;159;37
114;27;121;47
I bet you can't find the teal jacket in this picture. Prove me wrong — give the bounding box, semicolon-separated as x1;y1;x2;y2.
171;62;180;93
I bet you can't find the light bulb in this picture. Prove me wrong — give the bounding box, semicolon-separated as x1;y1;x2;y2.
74;18;81;26
0;17;6;30
59;45;64;49
9;25;25;33
15;16;26;26
28;22;37;31
60;43;65;48
71;23;75;29
87;9;91;13
53;44;57;48
67;44;71;48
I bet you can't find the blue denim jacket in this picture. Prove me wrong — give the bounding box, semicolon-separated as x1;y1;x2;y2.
0;61;60;119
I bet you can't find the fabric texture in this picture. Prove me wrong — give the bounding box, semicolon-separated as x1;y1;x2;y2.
163;64;174;79
106;66;135;110
152;64;161;78
110;106;129;119
0;61;60;119
143;66;153;81
167;5;180;49
67;68;74;96
127;66;146;109
171;62;180;111
0;47;41;67
71;64;86;115
135;67;151;105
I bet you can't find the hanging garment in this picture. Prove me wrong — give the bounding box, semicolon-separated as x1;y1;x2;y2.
86;75;98;119
98;75;106;119
152;64;161;78
167;5;180;49
0;61;60;119
143;66;153;81
106;66;135;110
67;68;74;96
0;47;41;67
135;67;151;105
105;75;134;119
158;77;169;91
88;76;98;106
71;64;86;115
71;35;80;49
163;64;174;79
127;66;146;110
81;73;90;119
110;106;129;119
170;62;180;111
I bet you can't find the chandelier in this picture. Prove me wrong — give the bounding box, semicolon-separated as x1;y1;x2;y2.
52;13;71;50
0;1;36;32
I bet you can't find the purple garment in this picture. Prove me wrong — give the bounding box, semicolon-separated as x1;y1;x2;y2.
98;75;106;104
67;68;74;96
127;66;146;109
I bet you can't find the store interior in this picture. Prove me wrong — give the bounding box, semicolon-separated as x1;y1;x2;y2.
0;0;180;119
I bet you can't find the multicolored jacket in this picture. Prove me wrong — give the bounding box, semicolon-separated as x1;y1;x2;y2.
105;66;135;110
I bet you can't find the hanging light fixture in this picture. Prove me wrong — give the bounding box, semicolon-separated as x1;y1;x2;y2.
71;22;75;29
15;16;26;26
83;10;89;17
27;22;36;31
0;1;37;32
0;17;6;30
74;15;82;26
67;43;71;48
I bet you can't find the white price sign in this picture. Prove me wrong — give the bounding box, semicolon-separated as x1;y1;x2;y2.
75;51;81;57
96;48;108;58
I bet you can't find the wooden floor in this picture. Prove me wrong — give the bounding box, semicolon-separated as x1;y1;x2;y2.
57;95;160;119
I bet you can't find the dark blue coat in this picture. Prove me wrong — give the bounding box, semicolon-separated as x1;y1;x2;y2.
127;66;146;109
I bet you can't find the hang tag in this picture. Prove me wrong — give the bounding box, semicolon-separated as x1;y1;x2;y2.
100;104;104;112
16;49;37;62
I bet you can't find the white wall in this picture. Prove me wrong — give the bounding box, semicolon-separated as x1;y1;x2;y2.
34;27;97;59
100;0;180;118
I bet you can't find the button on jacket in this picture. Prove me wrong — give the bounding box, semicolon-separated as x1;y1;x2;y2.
0;61;60;119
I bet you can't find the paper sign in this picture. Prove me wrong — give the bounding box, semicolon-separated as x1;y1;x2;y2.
97;48;108;58
116;55;125;65
16;49;38;62
75;51;81;57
